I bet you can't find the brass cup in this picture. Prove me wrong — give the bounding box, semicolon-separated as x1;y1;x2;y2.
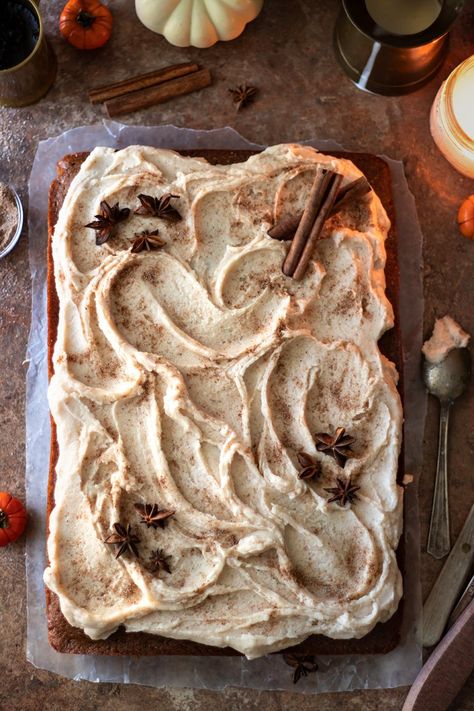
334;0;465;95
0;0;57;107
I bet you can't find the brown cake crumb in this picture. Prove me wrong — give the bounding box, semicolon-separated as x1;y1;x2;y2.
0;183;18;252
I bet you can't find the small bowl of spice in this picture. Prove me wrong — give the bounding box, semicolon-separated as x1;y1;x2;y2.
0;182;23;259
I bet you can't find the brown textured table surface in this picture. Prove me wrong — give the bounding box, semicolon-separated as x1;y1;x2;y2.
1;1;473;709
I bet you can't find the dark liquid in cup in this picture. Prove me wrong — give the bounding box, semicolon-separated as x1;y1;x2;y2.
0;1;40;71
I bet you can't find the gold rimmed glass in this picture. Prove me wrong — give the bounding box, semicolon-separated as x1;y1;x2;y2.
0;0;57;108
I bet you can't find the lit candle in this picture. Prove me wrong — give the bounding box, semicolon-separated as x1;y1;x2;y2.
430;55;474;179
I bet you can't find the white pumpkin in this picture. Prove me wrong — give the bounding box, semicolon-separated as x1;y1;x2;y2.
135;0;264;48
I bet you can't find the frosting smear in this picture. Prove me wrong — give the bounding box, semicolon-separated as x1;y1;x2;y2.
44;144;403;659
422;315;470;364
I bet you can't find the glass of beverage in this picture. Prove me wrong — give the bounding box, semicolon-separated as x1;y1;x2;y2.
0;0;57;107
333;0;464;95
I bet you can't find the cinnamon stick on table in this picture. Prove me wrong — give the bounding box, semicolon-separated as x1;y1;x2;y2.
88;62;200;104
105;68;212;118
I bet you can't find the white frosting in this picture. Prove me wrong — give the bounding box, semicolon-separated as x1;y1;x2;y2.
44;144;403;659
422;315;470;364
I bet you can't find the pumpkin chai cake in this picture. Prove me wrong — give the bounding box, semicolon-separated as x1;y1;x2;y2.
45;145;403;659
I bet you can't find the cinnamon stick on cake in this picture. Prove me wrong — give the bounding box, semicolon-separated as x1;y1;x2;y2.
268;176;371;242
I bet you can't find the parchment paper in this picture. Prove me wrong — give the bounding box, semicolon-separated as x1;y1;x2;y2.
26;122;425;692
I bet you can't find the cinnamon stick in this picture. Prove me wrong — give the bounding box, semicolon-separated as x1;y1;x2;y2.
291;172;343;280
269;176;371;241
104;68;212;118
88;63;200;104
333;176;371;214
282;169;334;277
268;214;301;241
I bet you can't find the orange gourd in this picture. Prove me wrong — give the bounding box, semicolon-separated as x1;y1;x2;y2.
0;492;27;546
457;195;474;239
60;0;113;50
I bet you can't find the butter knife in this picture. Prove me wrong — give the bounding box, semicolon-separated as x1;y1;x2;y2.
447;573;474;629
423;503;474;648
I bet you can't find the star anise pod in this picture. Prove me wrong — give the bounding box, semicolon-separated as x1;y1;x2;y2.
283;654;318;684
85;200;130;246
148;548;172;574
104;522;140;559
297;452;321;481
129;229;166;253
134;503;175;529
324;477;360;507
135;193;181;221
228;83;257;111
315;427;355;468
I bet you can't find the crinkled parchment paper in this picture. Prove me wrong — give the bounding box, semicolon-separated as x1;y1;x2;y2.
26;123;425;691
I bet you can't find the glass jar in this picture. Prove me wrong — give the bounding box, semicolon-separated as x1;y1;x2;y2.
0;0;57;108
430;55;474;178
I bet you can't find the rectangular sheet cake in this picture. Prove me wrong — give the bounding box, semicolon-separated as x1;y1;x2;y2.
45;145;403;659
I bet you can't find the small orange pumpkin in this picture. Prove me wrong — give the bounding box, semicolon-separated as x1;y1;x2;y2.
457;195;474;239
0;492;27;546
60;0;113;50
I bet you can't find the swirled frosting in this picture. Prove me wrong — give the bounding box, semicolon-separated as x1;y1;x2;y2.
44;144;403;659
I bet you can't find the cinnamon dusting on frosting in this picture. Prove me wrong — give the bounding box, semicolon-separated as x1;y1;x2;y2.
44;144;403;659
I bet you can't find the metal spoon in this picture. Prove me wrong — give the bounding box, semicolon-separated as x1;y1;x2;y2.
423;347;471;559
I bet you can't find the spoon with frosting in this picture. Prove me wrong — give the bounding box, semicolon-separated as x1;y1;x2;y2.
422;316;471;559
